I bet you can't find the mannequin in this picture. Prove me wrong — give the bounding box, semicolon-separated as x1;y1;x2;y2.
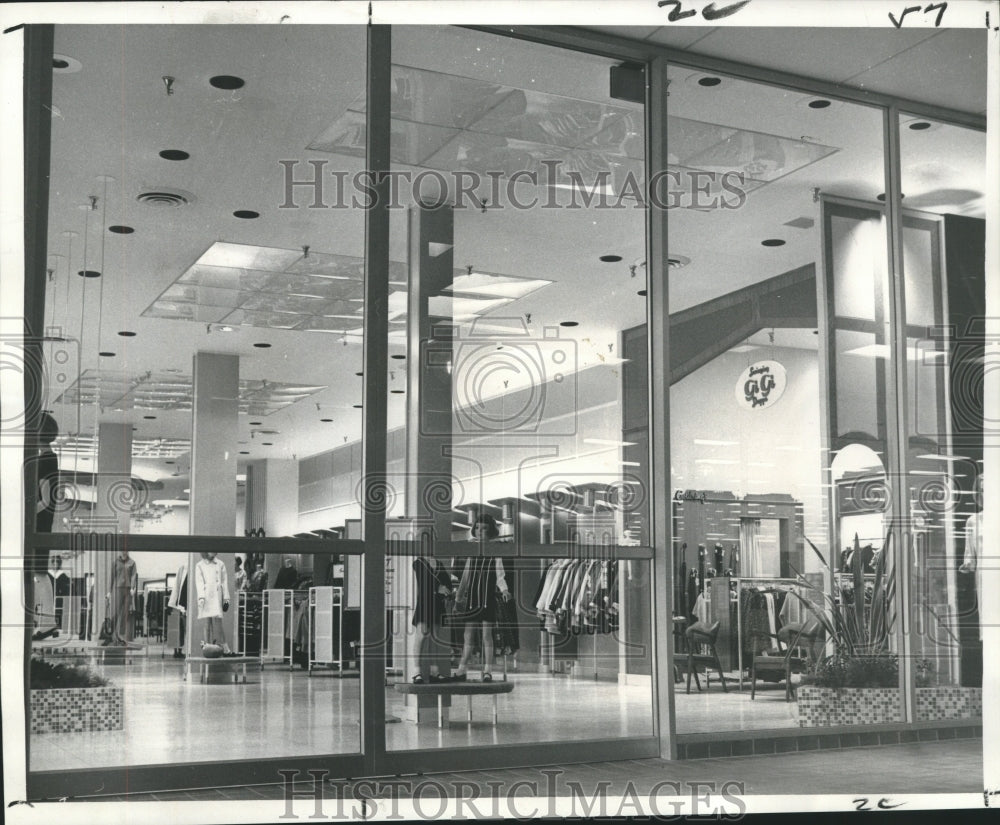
28;413;59;640
452;514;511;683
409;555;455;684
48;556;70;628
106;549;138;646
234;556;248;592
959;473;984;640
273;557;298;590
195;551;235;655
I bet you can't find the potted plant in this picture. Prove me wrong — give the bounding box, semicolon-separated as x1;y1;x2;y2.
29;657;124;734
792;535;981;725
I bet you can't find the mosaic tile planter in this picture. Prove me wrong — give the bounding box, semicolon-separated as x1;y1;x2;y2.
30;687;124;734
798;686;983;727
915;687;982;721
797;686;902;727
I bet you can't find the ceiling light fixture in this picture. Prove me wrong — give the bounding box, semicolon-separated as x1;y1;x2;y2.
761;239;786;247
143;415;157;420
117;330;136;337
560;321;579;327
52;54;82;73
599;254;623;263
233;210;260;219
908;121;932;131
99;351;115;357
806;98;832;109
637;289;647;296
321;418;333;422
876;193;906;202
78;270;101;278
698;76;722;87
108;225;134;234
159;149;190;161
253;342;271;348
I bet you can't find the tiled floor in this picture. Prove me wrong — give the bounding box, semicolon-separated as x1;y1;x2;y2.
75;739;983;803
30;643;935;771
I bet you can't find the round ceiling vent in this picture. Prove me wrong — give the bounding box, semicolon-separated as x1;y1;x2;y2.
136;187;195;208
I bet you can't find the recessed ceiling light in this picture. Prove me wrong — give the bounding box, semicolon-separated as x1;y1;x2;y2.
908;121;932;131
637;289;647;297
210;75;245;90
391;389;405;394
117;330;136;337
250;421;262;425
99;351;115;357
108;225;134;234
807;98;832;109
698;76;722;87
143;415;156;420
320;418;333;422
599;254;623;263
164;460;175;465
761;239;786;247
78;270;101;278
240;450;249;455
233;210;260;219
159;149;190;161
353;404;363;409
390;354;406;360
355;372;363;377
52;54;82;73
262;442;273;446
253;342;271;348
560;321;579;327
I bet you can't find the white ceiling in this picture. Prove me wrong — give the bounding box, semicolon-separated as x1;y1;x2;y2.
584;26;988;116
43;24;986;481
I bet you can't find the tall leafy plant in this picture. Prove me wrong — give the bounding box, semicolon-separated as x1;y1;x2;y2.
789;532;897;684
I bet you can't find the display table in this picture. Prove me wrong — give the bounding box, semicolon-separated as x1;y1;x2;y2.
183;655;256;684
394;682;514;727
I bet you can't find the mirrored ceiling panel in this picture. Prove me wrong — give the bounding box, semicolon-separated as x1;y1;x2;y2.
54;369;327;417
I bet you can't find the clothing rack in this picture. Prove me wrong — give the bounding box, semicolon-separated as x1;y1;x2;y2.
307;586;345;675
261;589;308;670
735;576;804;691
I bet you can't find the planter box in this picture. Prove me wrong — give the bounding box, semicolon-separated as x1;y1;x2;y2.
916;687;982;721
30;687;124;734
797;686;902;727
798;685;983;727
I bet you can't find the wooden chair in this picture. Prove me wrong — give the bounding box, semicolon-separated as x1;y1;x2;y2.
749;623;823;701
684;620;728;693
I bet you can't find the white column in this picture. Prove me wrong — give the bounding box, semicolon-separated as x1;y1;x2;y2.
93;422;133;637
187;352;239;654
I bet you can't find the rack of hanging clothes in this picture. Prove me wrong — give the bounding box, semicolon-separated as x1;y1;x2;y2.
736;576;822;691
533;559;620;676
142;580;168;641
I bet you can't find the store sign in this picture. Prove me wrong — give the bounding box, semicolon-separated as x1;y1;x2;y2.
736;360;786;409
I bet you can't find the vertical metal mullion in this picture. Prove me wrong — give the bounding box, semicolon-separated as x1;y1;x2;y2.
883;104;916;723
22;23;54;797
360;22;391;776
647;54;675;760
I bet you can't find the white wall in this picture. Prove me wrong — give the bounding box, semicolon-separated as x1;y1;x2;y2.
670;345;828;572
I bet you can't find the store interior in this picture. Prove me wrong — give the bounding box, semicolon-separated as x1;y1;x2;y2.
29;24;985;772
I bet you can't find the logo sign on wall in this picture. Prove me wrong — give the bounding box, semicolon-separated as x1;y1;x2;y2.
736;360;787;410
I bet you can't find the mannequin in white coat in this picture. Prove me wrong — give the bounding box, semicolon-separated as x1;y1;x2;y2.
195;551;234;655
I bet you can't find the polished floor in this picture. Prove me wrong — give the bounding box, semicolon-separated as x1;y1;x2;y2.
33;644;814;771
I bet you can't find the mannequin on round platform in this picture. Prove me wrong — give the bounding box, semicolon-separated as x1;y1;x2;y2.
195;551;235;655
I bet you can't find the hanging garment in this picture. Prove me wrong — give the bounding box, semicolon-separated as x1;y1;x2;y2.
411;556;452;628
109;555;137;643
168;563;187;613
493;591;520;655
194;557;230;619
273;563;298;590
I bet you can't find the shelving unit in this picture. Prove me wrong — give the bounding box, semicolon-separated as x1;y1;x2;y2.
307;586;344;675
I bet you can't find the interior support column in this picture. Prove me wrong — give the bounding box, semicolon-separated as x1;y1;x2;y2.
186;351;239;654
93;422;133;637
403;202;455;723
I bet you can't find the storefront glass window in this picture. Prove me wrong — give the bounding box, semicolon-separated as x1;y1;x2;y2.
898;116;986;698
665;67;900;732
30;24;368;771
378;25;655;750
